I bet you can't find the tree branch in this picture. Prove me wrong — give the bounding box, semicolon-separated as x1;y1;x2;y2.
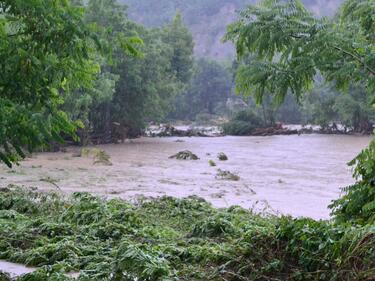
333;45;375;76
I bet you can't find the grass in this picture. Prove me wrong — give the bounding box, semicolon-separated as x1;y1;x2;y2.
0;187;374;280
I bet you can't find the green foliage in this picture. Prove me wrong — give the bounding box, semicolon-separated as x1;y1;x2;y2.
0;0;98;166
225;0;375;104
330;140;375;225
170;58;233;120
190;214;235;238
62;1;193;143
111;21;192;133
301;82;375;132
1;187;375;280
222;109;264;135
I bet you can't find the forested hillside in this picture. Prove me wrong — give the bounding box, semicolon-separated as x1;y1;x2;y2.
120;0;343;59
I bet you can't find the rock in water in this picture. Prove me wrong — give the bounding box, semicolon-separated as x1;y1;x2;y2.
217;152;228;161
169;150;199;160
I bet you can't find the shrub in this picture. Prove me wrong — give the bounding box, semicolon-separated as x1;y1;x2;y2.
1;187;375;280
190;214;235;238
222;110;264;135
330;139;375;225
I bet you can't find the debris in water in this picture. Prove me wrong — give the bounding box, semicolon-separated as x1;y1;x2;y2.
208;160;216;167
169;150;199;160
215;169;240;181
39;177;61;190
79;148;112;165
93;150;112;166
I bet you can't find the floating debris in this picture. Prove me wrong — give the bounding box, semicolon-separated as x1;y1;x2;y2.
93;150;112;166
79;148;112;166
216;169;240;181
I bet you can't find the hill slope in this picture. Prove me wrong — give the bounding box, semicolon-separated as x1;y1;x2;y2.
120;0;343;59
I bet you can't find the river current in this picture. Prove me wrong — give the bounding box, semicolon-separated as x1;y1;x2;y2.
0;134;371;219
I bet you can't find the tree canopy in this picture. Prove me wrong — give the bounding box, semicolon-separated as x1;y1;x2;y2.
0;0;98;166
225;0;375;104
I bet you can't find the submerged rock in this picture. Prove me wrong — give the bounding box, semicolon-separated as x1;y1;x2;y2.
217;152;228;161
169;150;199;160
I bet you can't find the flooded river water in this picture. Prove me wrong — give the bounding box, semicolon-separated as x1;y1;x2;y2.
0;135;371;219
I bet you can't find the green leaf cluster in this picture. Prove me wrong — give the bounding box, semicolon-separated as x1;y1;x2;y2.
1;187;375;280
225;0;375;103
0;0;99;166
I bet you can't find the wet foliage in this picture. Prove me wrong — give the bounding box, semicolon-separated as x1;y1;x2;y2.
222;110;264;136
330;140;375;225
0;187;374;280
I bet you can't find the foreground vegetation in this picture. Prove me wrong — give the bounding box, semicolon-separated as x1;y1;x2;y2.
0;187;374;281
1;0;374;280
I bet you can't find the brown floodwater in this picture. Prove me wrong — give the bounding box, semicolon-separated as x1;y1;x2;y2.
0;135;371;219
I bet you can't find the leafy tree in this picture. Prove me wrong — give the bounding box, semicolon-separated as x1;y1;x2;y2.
63;0;142;143
110;14;193;136
112;24;184;136
170;59;233;120
225;0;375;103
301;83;375;132
225;0;375;223
161;13;194;85
222;109;264;135
0;0;98;166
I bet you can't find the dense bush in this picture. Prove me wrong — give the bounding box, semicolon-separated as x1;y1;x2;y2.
330;139;375;225
222;109;264;135
0;187;375;280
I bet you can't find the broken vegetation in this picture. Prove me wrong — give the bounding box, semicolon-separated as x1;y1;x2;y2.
0;187;374;280
216;169;240;181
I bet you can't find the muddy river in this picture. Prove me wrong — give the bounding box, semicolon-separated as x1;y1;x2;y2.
0;135;371;219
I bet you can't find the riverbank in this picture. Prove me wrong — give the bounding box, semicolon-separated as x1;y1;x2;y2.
0;135;370;219
144;123;373;138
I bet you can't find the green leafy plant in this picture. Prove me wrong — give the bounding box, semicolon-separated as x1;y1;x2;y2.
330;139;375;225
0;187;375;280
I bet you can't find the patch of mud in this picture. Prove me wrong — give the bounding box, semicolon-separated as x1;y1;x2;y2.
0;135;371;219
